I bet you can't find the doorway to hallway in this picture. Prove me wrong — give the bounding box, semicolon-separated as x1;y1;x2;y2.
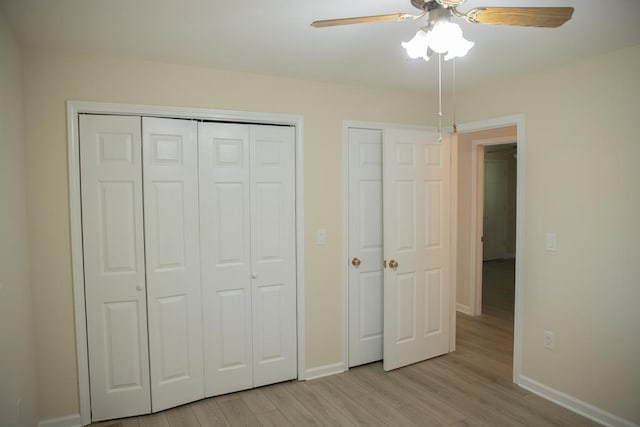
455;116;524;383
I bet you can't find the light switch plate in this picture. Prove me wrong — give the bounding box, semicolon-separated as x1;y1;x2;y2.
544;330;555;349
545;232;557;252
316;229;327;245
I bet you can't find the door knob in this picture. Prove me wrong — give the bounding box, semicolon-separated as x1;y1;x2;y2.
351;257;361;267
388;259;399;269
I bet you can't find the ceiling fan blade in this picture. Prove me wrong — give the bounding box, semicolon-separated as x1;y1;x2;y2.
467;7;574;28
311;13;416;28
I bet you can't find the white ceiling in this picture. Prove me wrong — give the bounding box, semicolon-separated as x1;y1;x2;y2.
2;0;640;93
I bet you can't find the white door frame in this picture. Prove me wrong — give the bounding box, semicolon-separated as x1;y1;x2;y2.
470;136;517;315
342;120;458;370
67;101;305;425
458;115;525;384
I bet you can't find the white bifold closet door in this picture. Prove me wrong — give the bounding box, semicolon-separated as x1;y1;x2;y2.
81;115;296;421
81;115;206;421
199;122;297;397
80;115;151;421
141;117;204;411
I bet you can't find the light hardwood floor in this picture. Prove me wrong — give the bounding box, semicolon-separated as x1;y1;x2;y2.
92;260;599;426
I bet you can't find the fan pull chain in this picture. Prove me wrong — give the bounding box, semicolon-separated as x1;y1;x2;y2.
452;57;457;134
438;53;443;142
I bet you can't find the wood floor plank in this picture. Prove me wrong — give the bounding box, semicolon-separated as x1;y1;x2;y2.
90;418;139;427
263;382;322;426
254;409;294;427
239;387;278;415
464;380;559;427
191;398;229;426
401;360;528;426
354;362;467;425
216;395;262;427
306;378;384;426
136;412;169;427
322;372;419;427
164;405;199;427
282;380;357;427
121;419;139;427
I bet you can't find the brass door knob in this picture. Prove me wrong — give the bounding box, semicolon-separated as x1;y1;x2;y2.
351;257;361;267
388;259;399;269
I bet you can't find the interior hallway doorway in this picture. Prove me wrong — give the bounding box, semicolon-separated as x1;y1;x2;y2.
455;122;521;382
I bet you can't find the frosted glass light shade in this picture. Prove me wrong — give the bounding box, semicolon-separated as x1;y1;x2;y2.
402;19;474;62
427;21;462;54
401;30;430;61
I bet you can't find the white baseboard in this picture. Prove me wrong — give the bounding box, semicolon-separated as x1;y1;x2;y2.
39;414;82;427
518;376;637;427
304;362;347;381
456;303;472;315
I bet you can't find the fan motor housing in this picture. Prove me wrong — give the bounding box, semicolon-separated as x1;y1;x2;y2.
412;0;467;11
411;0;439;12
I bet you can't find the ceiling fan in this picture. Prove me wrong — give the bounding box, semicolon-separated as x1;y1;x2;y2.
312;1;574;134
311;0;574;30
312;1;574;61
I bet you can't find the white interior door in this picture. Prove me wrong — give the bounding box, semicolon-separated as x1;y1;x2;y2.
483;159;507;260
347;128;384;367
142;117;204;411
199;123;253;397
383;128;451;371
79;114;151;421
250;125;297;387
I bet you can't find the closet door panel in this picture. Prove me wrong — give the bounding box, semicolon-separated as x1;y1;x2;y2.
250;125;297;387
142;117;204;411
79;114;151;421
199;123;254;396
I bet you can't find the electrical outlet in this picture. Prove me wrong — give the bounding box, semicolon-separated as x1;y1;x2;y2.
543;330;555;349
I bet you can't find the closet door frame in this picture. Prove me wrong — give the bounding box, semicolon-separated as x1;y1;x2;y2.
67;101;306;426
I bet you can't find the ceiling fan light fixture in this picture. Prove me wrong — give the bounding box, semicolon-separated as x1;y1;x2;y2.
401;29;431;61
402;8;474;62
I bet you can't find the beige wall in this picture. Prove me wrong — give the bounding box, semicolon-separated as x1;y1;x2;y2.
22;49;436;420
457;45;640;423
456;126;516;310
0;12;38;427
